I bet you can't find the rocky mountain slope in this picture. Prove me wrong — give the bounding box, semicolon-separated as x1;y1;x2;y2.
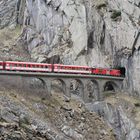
86;93;140;140
0;89;115;140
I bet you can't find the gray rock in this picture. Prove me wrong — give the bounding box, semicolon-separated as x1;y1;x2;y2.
61;125;83;140
7;131;23;140
1;107;19;123
127;128;140;140
17;0;140;96
19;113;30;126
86;101;140;140
0;0;25;29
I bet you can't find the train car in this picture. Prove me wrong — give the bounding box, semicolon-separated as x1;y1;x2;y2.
0;61;3;70
0;60;123;77
110;69;121;76
91;67;121;76
92;68;110;75
5;61;52;72
54;64;91;74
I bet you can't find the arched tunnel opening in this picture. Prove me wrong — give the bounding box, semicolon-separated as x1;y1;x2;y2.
51;79;65;94
104;84;114;91
70;79;84;98
87;80;99;102
104;82;115;92
103;81;120;98
29;78;46;89
23;77;48;98
119;67;126;77
116;67;126;77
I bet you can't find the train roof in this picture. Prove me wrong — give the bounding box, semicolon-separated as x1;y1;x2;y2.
54;64;90;68
5;61;52;65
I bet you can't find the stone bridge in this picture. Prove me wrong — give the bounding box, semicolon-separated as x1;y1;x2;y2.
0;71;124;103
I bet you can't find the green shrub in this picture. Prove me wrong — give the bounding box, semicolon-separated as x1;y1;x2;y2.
134;102;140;107
111;10;121;19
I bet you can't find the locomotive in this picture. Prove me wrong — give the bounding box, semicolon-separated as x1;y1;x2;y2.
0;61;124;77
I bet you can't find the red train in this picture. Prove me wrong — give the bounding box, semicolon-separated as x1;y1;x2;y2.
0;61;124;77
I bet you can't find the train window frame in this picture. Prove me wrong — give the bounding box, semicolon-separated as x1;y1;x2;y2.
18;64;22;67
98;69;102;73
32;65;35;68
13;63;17;67
45;65;48;68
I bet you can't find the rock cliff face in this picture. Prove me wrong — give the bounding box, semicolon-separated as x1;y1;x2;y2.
0;0;17;29
21;0;139;95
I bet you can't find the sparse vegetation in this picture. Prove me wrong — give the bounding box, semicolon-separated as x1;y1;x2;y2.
103;91;116;98
0;89;116;140
111;10;121;20
134;103;140;107
96;3;107;10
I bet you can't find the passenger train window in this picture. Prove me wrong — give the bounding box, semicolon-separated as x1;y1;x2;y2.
98;69;102;73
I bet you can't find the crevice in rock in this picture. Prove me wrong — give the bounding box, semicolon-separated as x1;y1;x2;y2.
131;30;140;56
87;30;94;48
100;22;106;45
16;0;26;26
128;0;140;8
